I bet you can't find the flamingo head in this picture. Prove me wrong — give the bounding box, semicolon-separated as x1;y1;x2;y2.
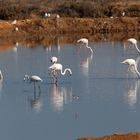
24;74;30;81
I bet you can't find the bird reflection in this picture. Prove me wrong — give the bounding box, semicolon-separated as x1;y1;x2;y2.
12;42;18;53
50;84;72;112
78;50;93;75
124;79;140;110
0;71;3;99
28;86;42;113
56;37;61;53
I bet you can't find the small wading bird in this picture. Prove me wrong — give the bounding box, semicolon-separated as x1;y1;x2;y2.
49;63;72;84
127;38;140;53
121;58;140;77
77;38;93;54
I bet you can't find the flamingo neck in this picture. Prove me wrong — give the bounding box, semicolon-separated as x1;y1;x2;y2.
60;67;72;75
134;43;140;53
134;63;140;77
86;44;93;53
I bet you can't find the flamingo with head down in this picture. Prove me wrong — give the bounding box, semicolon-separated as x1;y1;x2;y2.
77;38;93;54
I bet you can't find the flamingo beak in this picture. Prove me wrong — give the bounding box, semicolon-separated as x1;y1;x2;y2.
121;61;125;64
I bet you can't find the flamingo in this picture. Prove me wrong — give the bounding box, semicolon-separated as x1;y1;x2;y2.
24;74;43;93
24;75;43;82
127;38;140;53
121;58;140;77
49;63;72;84
77;38;93;54
50;56;58;64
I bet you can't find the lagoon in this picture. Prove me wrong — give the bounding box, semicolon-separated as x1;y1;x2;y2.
0;38;139;140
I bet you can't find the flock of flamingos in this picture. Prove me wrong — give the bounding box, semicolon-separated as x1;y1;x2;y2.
0;37;139;87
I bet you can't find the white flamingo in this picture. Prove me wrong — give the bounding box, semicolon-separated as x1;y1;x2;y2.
24;74;43;93
77;38;93;54
121;58;140;77
24;75;43;82
127;38;140;53
49;63;72;84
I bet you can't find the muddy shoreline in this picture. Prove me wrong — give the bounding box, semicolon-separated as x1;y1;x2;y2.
0;17;140;52
0;17;140;43
78;132;140;140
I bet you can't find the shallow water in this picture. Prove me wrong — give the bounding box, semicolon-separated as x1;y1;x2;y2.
0;39;140;140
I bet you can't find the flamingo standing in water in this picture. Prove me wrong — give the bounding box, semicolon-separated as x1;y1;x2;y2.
24;75;43;82
127;38;140;53
121;58;140;77
24;74;43;92
49;63;72;84
77;38;93;54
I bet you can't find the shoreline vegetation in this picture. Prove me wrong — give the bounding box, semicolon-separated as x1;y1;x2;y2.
0;16;140;45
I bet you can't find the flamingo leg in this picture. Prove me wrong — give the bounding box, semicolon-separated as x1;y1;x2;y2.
77;44;82;54
38;85;41;94
126;65;131;78
52;70;58;84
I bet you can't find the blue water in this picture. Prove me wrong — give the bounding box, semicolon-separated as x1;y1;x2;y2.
0;39;140;140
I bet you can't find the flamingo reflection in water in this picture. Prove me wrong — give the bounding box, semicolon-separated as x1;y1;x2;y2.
78;52;93;75
0;70;3;99
24;75;43;113
28;87;42;113
124;79;140;110
50;83;73;112
77;39;93;75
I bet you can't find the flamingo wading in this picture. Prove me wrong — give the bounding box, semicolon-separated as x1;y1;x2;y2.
121;58;140;77
49;63;72;84
24;74;43;93
24;75;43;82
127;38;140;53
77;38;93;54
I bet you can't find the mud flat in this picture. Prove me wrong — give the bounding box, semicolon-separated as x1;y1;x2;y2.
78;132;140;140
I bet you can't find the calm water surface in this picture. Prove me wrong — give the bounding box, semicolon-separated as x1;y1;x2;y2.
0;40;140;140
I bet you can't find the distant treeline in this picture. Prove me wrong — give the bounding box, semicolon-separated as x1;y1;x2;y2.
0;0;140;20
